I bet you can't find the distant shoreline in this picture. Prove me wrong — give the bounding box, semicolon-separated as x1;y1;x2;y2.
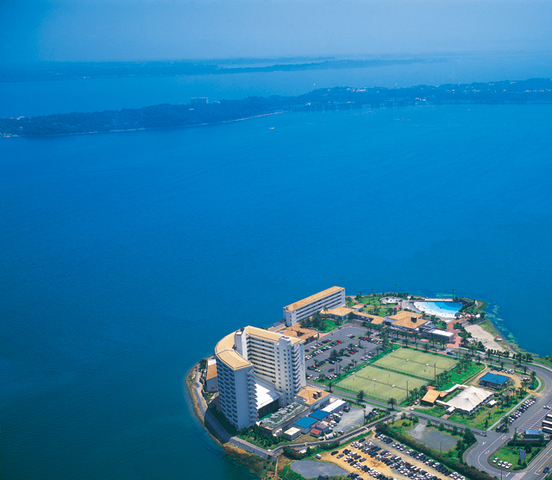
0;111;283;139
2;77;551;138
0;57;443;84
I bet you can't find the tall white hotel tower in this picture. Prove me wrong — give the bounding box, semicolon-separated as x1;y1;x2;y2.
214;326;306;430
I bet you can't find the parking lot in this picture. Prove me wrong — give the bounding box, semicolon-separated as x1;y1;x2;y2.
305;325;380;382
319;433;466;480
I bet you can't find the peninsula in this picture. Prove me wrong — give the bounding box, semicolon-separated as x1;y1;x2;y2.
2;78;551;137
188;286;552;480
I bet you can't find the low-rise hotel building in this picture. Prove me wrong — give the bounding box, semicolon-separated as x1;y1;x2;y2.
283;286;346;326
214;326;306;430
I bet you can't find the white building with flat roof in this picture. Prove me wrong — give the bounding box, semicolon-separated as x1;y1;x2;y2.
214;326;306;430
283;286;346;326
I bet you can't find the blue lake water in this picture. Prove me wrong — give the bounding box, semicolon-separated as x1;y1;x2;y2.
1;63;552;479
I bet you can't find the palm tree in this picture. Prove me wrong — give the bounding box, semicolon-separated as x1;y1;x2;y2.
522;378;530;390
357;390;365;402
388;397;396;410
328;380;333;393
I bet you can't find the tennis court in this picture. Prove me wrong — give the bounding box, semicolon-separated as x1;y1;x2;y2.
337;364;426;403
373;347;457;380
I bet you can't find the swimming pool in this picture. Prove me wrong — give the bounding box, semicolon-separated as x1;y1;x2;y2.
413;301;462;318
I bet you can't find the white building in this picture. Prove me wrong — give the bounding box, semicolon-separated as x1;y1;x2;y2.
428;329;455;343
444;385;493;414
214;326;306;430
283;286;346;326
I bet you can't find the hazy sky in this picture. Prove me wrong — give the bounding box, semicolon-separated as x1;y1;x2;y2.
1;0;551;63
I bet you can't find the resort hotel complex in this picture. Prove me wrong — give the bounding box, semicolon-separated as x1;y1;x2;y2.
198;287;552;480
211;287;496;435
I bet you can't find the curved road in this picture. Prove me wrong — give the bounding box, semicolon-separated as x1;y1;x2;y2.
465;362;552;480
454;362;552;480
318;356;552;480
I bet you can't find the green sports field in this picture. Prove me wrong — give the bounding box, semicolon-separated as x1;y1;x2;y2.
373;347;458;380
337;365;427;403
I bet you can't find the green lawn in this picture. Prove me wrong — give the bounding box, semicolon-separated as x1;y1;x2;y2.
493;443;545;470
415;404;446;418
315;317;345;333
360;295;385;306
493;445;523;468
448;403;509;430
361;305;394;316
440;362;486;390
337;364;426;403
373;347;457;380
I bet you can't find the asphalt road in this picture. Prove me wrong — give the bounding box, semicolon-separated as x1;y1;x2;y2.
464;362;552;480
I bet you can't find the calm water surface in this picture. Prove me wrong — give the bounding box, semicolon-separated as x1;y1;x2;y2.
1;96;552;478
2;53;552;117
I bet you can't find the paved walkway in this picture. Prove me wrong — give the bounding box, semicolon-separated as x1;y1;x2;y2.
446;319;463;349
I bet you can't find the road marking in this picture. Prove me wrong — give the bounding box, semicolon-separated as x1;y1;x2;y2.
535;448;552;474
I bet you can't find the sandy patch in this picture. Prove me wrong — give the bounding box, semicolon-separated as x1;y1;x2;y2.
465;324;505;352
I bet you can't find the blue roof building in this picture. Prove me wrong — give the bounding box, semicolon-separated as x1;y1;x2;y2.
294;416;318;433
479;372;510;389
309;410;329;421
